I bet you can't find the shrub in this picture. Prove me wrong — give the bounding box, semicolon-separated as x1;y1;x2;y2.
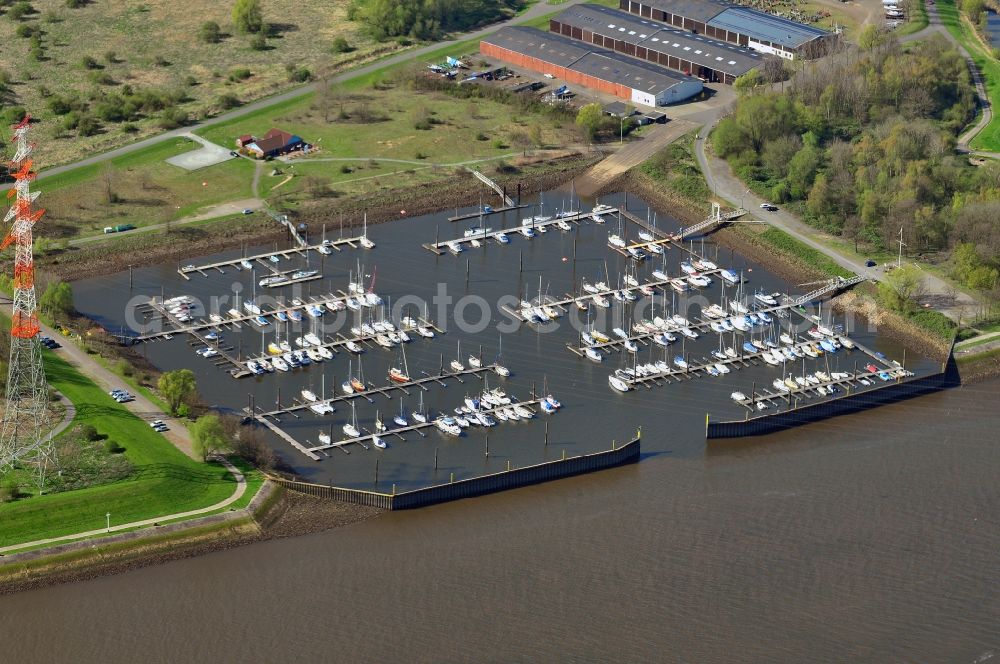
331;36;353;53
65;0;86;7
184;75;198;87
7;1;34;21
80;55;100;70
199;20;221;43
228;67;252;82
217;93;241;109
492;138;508;149
104;439;123;454
77;115;100;136
249;31;267;50
80;424;100;441
414;118;432;130
88;71;115;86
232;0;264;34
287;66;311;83
339;164;352;174
475;132;488;141
157;107;188;129
15;24;38;38
154;54;170;66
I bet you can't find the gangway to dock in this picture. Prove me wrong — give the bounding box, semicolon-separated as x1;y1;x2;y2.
789;275;869;307
469;168;515;207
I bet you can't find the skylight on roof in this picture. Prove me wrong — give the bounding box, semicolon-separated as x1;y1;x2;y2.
695;50;702;54
728;60;736;64
716;56;723;60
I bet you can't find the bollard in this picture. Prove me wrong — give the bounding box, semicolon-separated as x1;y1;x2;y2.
434;446;438;470
544;421;549;445
450;472;454;483
392;483;396;496
561;449;566;461
374;458;379;484
506;460;511;471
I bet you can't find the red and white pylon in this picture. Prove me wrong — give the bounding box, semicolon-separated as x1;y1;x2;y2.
1;116;54;486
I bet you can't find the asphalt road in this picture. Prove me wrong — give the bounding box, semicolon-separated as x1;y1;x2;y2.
2;0;588;189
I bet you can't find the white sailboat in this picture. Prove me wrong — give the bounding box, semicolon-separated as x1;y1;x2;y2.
343;402;360;438
359;213;375;249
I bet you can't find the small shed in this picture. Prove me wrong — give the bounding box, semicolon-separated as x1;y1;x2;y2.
603;102;637;119
236;134;255;148
643;111;668;124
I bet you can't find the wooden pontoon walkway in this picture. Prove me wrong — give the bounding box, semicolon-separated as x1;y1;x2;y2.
177;235;364;280
423;208;619;255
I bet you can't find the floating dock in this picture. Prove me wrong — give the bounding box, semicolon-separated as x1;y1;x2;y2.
177;236;363;281
423;208;619;255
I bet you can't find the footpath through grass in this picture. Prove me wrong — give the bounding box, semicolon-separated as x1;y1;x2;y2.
937;0;1000;151
0;351;248;548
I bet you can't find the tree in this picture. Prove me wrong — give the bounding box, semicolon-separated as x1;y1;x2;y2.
232;0;264;34
199;21;222;43
39;280;73;318
575;103;603;140
878;263;925;313
158;369;197;416
191;414;229;461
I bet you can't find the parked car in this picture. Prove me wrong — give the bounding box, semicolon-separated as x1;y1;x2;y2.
241;208;254;215
759;203;778;211
865;259;877;267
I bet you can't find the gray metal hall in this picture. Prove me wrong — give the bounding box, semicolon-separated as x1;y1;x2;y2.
619;0;837;60
550;4;762;84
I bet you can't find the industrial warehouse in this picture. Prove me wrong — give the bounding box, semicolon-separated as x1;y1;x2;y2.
480;27;704;106
550;4;761;84
619;0;837;59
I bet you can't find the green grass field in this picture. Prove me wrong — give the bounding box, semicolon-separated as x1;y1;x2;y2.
38;137;255;240
0;0;404;167
937;0;1000;151
0;351;256;548
897;0;929;36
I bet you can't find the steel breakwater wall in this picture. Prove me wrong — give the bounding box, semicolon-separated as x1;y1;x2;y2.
706;349;960;439
270;436;641;510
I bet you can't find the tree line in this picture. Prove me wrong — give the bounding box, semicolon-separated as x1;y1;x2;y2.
347;0;524;40
713;35;1000;304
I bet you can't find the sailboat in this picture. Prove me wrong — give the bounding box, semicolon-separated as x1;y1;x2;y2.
413;392;428;423
359;213;375;248
393;398;408;427
374;410;386;433
494;336;510;377
388;344;411;383
343;402;360;438
450;340;464;372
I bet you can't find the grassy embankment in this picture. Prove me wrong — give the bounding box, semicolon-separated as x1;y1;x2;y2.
937;0;1000;151
897;0;930;36
0;349;263;549
37;138;254;241
0;0;402;167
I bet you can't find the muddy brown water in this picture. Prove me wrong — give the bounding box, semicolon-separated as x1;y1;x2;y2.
4;189;995;661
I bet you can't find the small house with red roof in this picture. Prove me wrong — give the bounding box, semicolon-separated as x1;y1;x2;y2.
240;128;306;158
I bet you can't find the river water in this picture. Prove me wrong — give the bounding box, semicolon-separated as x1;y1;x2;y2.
69;189;935;489
1;189;995;661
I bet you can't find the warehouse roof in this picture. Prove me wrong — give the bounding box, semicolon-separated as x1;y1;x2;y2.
570;51;698;96
638;0;732;23
483;27;701;100
707;7;829;48
553;5;760;76
482;25;593;68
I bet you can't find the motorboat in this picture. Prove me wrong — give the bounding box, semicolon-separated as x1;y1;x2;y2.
638;230;655;243
468;355;482;369
240;259;253;271
272;356;289;372
585;347;603;362
243;301;262;315
673;356;688;369
288;310;303;322
591;294;610;308
267;342;282;355
447;241;463;254
307;348;324;363
301;389;318;402
670;278;689;292
494;364;510;377
259;275;289;288
464;226;493;238
731;391;747;402
519;227;536;239
435;418;462;436
623;340;638;353
556;220;572;232
627;247;646;261
496;232;509;244
591;330;611;343
317;347;334;360
346;341;363;353
607;233;626;248
714;363;730;375
417;326;435;338
754;292;778;306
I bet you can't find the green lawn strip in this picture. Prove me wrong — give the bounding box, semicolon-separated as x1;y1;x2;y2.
937;0;1000;151
956;331;1000;349
40;139;202;193
956;344;1000;363
897;0;929;36
0;352;240;548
